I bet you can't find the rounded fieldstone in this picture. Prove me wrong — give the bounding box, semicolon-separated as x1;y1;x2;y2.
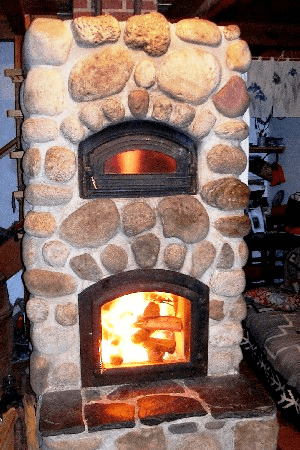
175;432;221;450
158;196;209;244
171;104;195;128
73;15;121;45
102;97;125;122
79;101;104;132
234;419;279;450
44;146;76;182
22;118;59;143
164;244;187;271
26;297;49;323
69;253;102;281
131;233;160;268
22;148;41;178
128;89;149;118
214;215;251;237
22;235;38;267
60;115;86;143
122;201;156;236
116;427;167;450
216;243;234;269
60;199;120;248
100;244;128;273
212;75;250;118
31;323;77;355
25;184;73;206
189;108;216;139
134;59;156;88
200;177;250;211
124;12;170;56
44;435;103;450
55;302;78;326
176;18;222;46
24;211;56;238
209;299;225;321
226;40;252;73
190;240;216;278
223;24;241;40
23;269;77;298
207;144;247;175
158;48;221;105
30;352;50;395
238;241;249;267
208;347;242;376
227;295;247;322
23;67;66;116
23;18;73;67
68;46;134;102
209;322;243;347
51;362;80;388
42;240;70;267
210;269;246;296
152;96;173;122
214;119;249;140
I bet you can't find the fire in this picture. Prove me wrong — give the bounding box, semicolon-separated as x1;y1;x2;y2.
100;292;190;370
104;149;177;174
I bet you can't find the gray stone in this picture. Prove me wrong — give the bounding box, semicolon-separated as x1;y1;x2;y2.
51;362;80;388
168;422;198;434
209;322;243;347
189;109;216;139
22;147;41;178
23;18;72;67
158;196;209;244
209;299;224;321
73;15;121;45
55;302;78;326
234;418;279;450
70;253;102;281
23;269;77;298
214;119;249;140
208;347;242;376
175;432;221;450
200;177;250;211
206;144;247;175
128;88;149;118
24;211;56;238
124;12;170;56
44;146;76;182
116;426;167;450
79;101;104;132
152;96;173;122
205;420;226;430
212;75;250;118
122;201;156;236
238;241;249;267
60;115;86;143
23;67;66;116
164;244;187;271
176;18;222;46
134;59;156;88
22;118;59;143
158;48;221;104
43;434;102;450
31;323;77;355
22;235;38;267
226;40;252;73
227;295;247;322
60;199;119;248
25;184;73;206
42;240;70;267
30;352;50;395
171;104;195;128
190;240;216;278
26;297;49;323
69;46;134;102
216;243;234;269
214;215;251;237
102;97;125;122
131;233;160;268
210;269;246;296
223;24;241;40
100;244;128;273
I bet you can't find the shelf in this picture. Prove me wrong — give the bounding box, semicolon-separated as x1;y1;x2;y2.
249;146;285;154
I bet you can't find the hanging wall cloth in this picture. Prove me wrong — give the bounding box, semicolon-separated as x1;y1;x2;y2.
247;58;300;117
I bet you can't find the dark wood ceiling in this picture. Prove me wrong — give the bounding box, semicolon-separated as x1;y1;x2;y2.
1;0;300;58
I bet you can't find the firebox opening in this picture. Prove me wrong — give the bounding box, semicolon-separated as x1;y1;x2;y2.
79;269;209;387
78;120;197;198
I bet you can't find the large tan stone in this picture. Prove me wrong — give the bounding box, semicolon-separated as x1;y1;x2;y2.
200;177;250;211
23;269;78;298
60;199;120;248
73;15;121;45
212;75;250;118
23;18;73;67
122;201;156;236
25;184;73;206
102;97;125;122
31;323;77;354
226;40;252;73
189;108;216;139
238;240;249;267
210;269;246;296
55;302;78;326
209;299;224;321
209;322;243;347
69;46;134;102
24;211;56;237
42;240;70;268
175;432;221;450
176;18;222;46
152;96;173;122
26;297;49;323
124;12;170;56
30;352;50;395
60;115;86;143
79;101;104;132
223;24;241;40
216;242;234;269
234;418;279;450
191;240;216;278
51;362;80;389
158;48;221;104
214;119;249;141
131;233;160;268
23;67;66;116
70;253;102;281
158;196;209;244
128;88;149;118
134;59;156;88
164;244;187;271
22;148;41;178
214;215;251;238
116;427;167;450
171;104;196;128
22;235;38;267
44;435;102;450
208;346;242;376
227;295;247;322
100;244;128;273
22;118;59;143
44;146;76;182
207;144;247;175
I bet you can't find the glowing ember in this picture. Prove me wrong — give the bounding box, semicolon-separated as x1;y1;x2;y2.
100;292;190;370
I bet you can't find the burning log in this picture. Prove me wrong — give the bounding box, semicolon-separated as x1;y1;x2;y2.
131;328;152;344
110;354;123;366
143;337;176;354
135;316;182;332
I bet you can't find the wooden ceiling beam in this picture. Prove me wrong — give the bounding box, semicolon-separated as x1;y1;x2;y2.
1;0;26;36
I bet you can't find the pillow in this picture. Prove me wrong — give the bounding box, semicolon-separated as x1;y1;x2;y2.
244;285;300;311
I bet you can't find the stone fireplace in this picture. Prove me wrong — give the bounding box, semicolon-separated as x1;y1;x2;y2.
21;12;278;450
